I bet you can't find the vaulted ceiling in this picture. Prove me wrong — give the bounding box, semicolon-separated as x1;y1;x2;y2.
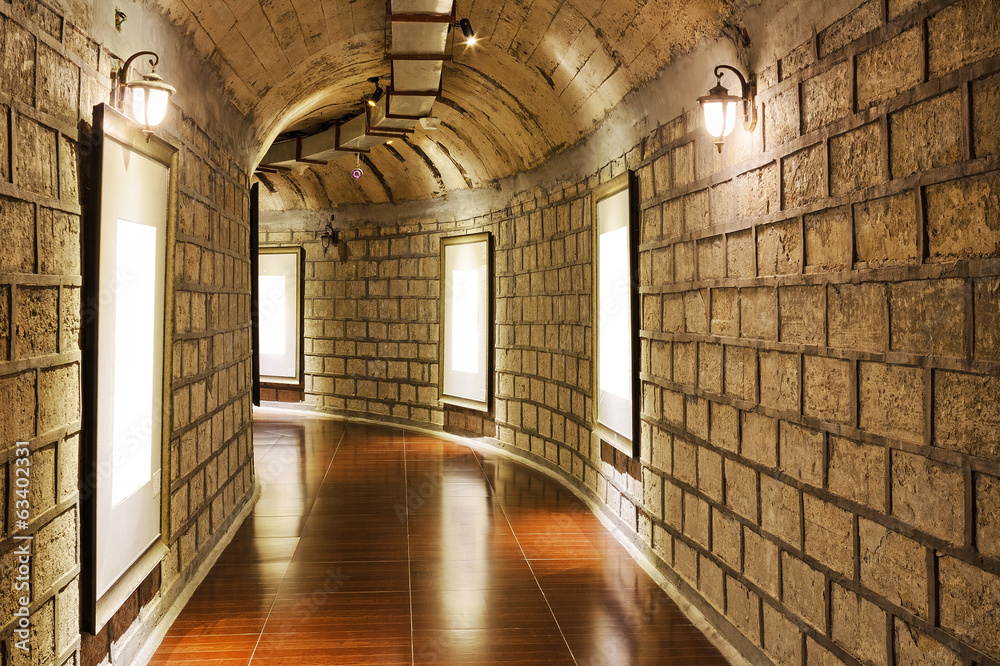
157;0;730;207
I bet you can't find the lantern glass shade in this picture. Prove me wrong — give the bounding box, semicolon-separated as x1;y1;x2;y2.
127;72;175;130
703;99;738;139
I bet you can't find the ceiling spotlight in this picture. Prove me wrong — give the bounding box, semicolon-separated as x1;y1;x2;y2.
697;64;757;152
457;18;476;45
366;75;383;107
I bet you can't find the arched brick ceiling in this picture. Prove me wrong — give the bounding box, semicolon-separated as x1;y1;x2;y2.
157;0;730;206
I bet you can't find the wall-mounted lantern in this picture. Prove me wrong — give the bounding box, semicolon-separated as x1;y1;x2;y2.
112;51;176;140
698;64;757;152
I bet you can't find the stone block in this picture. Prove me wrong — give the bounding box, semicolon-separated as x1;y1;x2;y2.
38;364;78;433
712;180;735;224
828;435;885;511
34;509;76;592
683;492;710;547
726;229;755;278
697;236;724;280
15;286;58;358
672;142;694;188
803;493;854;577
975;278;1000;362
0;103;7;182
0;195;36;273
0;370;36;448
780;39;814;79
763;602;803;666
698;447;722;502
830;123;884;196
673;341;697;386
802;356;852;424
742;411;778;467
699;342;723;394
15;117;58;198
925;172;1000;259
765;87;799;149
781;551;826;630
710;288;738;336
831;583;888;666
860;518;927;617
643;294;661;332
685;189;710;233
894;617;963;666
699;554;725;611
675;538;698;584
711;402;739;453
761;475;800;545
740;287;777;341
675;242;695;282
712;508;741;568
977;473;1000;558
743;527;779;597
781;422;823;486
857;27;922;110
854;191;918;266
890;91;962;179
684;289;708;334
737;163;778;219
724;346;757;402
819;0;882;58
973;72;1000;158
662;198;683;238
804;206;851;271
928;0;1000;78
934;371;1000;461
779;285;824;345
725;458;758;522
673;437;698;487
858;362;924;443
28;444;56;515
38;43;80;124
891;449;964;543
756;220;801;276
0;16;36;106
828;283;887;353
662;293;684;333
0;285;8;361
39;208;81;276
651;247;672;285
652;153;671;195
888;0;924;18
759;351;799;413
938;555;1000;656
726;578;761;645
802;61;851;134
782;143;825;210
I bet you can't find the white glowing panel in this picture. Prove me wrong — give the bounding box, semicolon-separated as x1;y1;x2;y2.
595;183;635;447
440;233;492;411
258;276;287;355
451;269;480;373
258;250;301;383
111;220;157;506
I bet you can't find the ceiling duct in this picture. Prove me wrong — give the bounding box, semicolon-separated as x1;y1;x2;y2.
259;0;457;171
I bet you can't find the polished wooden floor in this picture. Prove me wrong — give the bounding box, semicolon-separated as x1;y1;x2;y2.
151;411;730;665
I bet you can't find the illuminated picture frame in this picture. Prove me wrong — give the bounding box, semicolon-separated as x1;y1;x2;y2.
592;171;641;457
439;232;494;412
257;246;305;388
81;103;178;633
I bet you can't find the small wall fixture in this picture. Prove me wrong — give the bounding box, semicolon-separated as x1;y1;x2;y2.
366;76;384;108
320;218;339;253
112;51;176;140
698;64;757;152
456;18;477;46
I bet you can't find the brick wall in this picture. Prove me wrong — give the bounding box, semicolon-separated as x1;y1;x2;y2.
0;2;254;665
266;0;1000;663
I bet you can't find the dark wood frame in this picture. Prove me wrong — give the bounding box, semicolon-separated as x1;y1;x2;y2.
80;103;178;633
256;246;306;397
438;231;494;412
591;171;641;458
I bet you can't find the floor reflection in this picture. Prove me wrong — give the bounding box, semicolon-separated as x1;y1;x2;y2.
150;410;729;665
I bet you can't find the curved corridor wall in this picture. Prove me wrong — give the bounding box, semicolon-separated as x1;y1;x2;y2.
261;0;1000;663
